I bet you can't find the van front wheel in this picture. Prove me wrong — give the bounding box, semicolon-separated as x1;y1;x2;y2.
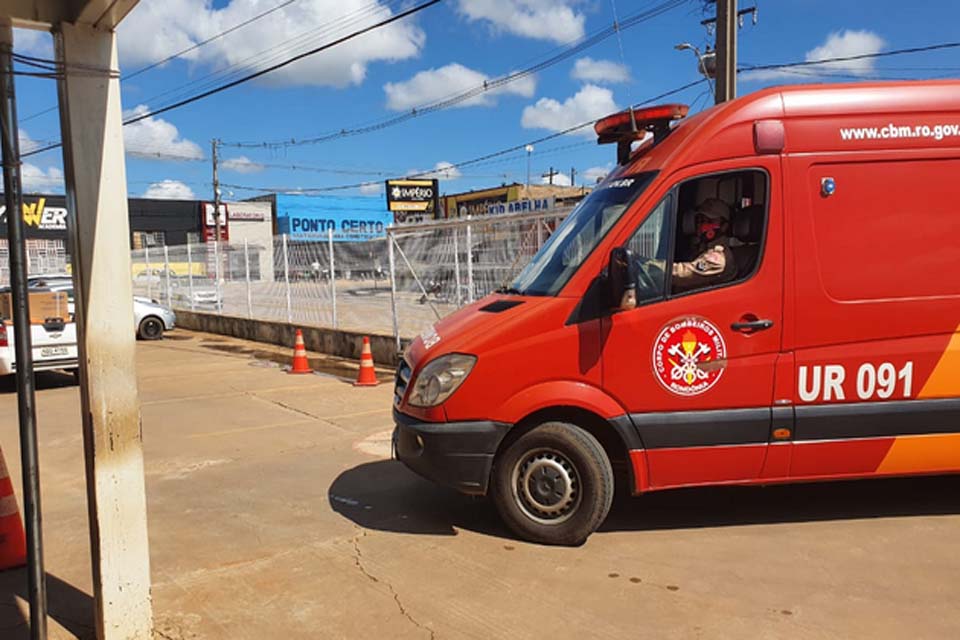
491;422;614;546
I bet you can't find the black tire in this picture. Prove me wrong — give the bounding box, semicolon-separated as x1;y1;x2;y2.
138;316;164;340
491;422;614;546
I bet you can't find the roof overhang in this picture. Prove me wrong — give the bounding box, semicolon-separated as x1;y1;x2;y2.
3;0;139;31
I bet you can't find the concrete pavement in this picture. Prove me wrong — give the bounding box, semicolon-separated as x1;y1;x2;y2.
1;330;959;639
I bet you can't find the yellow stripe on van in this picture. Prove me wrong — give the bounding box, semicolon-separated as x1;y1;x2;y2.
918;328;960;398
876;433;960;474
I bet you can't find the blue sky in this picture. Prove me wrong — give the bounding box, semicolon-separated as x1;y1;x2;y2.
12;0;960;200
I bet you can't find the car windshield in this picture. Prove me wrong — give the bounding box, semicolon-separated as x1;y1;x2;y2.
509;172;657;296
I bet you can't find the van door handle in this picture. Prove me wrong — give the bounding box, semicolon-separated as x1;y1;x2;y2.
731;318;774;333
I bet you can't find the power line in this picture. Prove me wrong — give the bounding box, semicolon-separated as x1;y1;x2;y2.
18;0;310;122
20;0;443;160
739;41;960;73
223;0;689;148
134;0;408;116
122;0;442;127
126;0;303;80
218;78;707;194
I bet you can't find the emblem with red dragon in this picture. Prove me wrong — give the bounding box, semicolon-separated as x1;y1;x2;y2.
653;317;727;396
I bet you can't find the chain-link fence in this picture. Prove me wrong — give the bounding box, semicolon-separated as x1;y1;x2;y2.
386;209;571;346
130;208;574;345
13;208;575;345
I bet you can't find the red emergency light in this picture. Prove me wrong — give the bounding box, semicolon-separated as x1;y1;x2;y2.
595;103;689;164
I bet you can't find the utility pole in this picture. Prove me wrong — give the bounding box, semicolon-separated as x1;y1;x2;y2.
211;138;221;245
714;0;737;103
525;144;533;188
541;167;559;185
211;138;223;305
570;167;576;187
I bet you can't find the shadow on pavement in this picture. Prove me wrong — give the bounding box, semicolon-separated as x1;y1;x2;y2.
0;371;76;394
328;460;508;539
0;570;95;639
332;460;960;540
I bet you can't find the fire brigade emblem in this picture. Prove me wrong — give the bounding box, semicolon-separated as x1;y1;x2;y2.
652;317;727;396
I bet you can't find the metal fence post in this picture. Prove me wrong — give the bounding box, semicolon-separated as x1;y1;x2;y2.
282;233;292;323
452;227;462;307
388;231;400;353
465;217;474;304
163;245;172;308
213;235;223;313
144;244;152;300
244;238;252;319
187;242;195;311
327;227;337;329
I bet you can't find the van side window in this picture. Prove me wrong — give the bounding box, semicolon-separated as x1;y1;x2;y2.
669;170;768;296
624;194;672;304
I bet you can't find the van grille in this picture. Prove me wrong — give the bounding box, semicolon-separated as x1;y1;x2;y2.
394;359;411;407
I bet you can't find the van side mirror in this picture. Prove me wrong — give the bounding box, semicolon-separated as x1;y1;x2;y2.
608;247;635;309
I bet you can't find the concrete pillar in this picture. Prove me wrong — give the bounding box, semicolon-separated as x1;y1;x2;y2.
55;22;153;640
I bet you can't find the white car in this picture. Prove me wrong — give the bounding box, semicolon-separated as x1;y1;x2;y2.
132;296;176;339
25;277;176;340
0;318;78;377
170;284;221;308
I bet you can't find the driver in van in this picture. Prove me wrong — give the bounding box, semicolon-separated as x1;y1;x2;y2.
620;197;736;309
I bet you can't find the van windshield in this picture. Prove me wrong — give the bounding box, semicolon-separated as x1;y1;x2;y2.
509;172;656;296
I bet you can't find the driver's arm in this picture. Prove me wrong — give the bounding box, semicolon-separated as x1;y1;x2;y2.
673;245;731;290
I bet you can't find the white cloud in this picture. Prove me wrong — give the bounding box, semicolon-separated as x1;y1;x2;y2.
13;27;53;58
222;156;264;173
384;63;536;111
456;0;585;44
122;105;204;160
143;180;196;199
521;85;617;137
743;29;886;82
359;182;383;195
571;58;630;84
18;130;46;155
583;165;612;184
118;0;426;88
21;164;64;193
541;171;571;186
409;161;463;181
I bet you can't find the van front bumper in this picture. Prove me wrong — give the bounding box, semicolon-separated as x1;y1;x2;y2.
393;409;510;496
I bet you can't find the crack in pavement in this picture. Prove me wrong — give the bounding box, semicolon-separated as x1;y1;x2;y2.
351;527;437;640
233;388;353;435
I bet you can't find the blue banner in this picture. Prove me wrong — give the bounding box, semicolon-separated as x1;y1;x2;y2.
276;194;393;242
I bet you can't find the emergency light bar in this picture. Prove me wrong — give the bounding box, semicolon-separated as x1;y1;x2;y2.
595;103;689;165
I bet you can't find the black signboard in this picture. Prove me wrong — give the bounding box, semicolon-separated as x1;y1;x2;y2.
385;179;440;223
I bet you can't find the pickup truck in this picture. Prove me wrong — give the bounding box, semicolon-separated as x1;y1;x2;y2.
0;317;79;376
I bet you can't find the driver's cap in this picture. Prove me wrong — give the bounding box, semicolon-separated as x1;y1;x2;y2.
697;198;731;221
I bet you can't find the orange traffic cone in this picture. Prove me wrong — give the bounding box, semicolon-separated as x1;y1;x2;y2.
354;336;379;387
289;329;313;374
0;446;26;571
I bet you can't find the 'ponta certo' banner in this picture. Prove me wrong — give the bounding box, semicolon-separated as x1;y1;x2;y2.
275;194;393;242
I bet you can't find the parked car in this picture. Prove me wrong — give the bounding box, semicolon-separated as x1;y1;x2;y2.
169;282;221;308
18;277;176;340
131;296;176;339
0;314;78;378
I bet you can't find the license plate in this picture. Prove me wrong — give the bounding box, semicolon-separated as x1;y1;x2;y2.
40;346;69;357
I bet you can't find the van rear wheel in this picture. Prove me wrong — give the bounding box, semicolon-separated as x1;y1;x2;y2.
491;422;614;546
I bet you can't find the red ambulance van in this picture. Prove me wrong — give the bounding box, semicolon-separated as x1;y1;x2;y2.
393;80;960;545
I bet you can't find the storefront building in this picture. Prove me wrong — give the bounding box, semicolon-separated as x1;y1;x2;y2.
0;193;274;283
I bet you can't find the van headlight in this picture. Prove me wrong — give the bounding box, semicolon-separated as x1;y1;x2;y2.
408;354;477;408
